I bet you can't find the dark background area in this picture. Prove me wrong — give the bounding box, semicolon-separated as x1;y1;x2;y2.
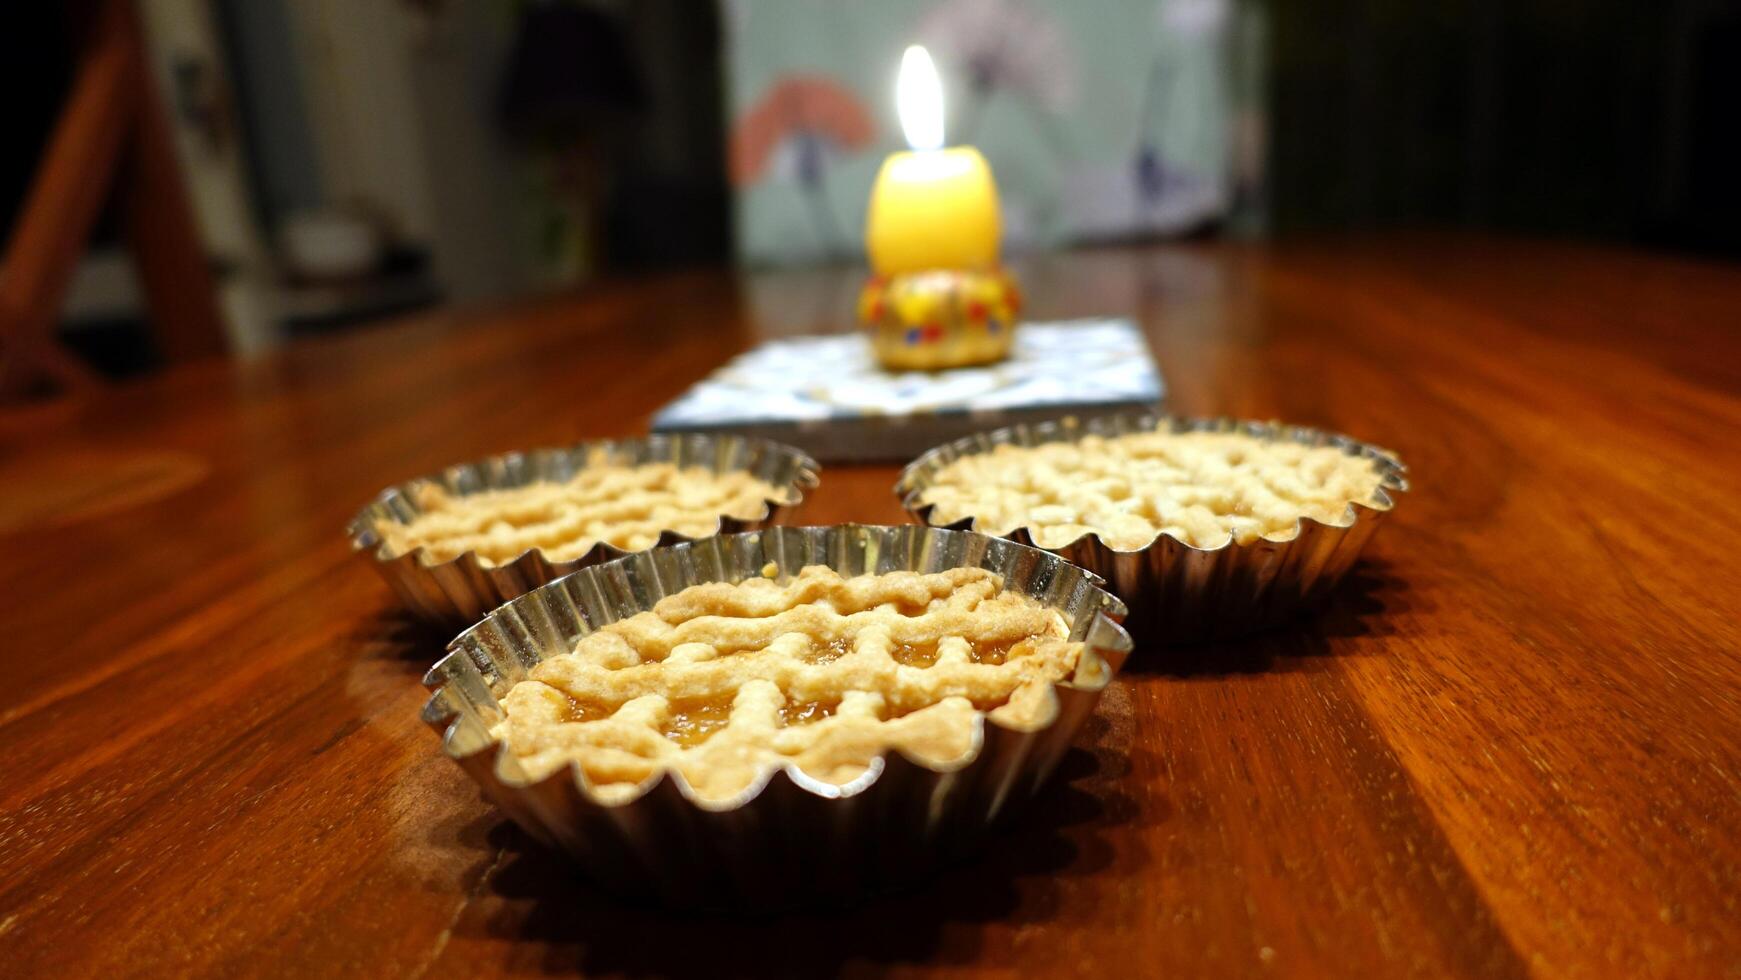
1269;0;1741;253
11;1;1741;265
2;0;1736;378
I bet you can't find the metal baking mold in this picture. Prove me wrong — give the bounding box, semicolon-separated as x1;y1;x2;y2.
349;434;819;625
896;414;1409;644
420;524;1132;906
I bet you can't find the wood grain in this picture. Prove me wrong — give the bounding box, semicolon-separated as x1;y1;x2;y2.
0;238;1737;978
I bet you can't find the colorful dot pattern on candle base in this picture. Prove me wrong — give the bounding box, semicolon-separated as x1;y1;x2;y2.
859;268;1022;371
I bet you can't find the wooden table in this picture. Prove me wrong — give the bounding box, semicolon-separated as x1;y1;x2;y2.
3;238;1737;978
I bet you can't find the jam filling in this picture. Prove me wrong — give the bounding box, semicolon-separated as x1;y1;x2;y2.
660;694;735;747
779;698;839;726
802;637;854;664
561;695;615;723
889;636;1034;668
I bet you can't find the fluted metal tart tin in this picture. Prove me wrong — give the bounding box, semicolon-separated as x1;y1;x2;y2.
421;524;1131;906
348;434;819;625
897;414;1409;644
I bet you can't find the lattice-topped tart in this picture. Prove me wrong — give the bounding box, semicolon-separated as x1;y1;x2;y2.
348;435;818;623
912;428;1385;553
913;428;1391;551
491;565;1083;803
898;416;1408;643
378;462;784;566
422;525;1130;903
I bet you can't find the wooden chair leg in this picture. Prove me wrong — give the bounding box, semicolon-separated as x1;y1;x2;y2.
0;312;104;400
0;0;228;402
0;0;135;401
121;2;226;363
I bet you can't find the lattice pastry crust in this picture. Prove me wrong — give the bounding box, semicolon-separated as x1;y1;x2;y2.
916;429;1390;551
490;565;1084;803
376;463;782;566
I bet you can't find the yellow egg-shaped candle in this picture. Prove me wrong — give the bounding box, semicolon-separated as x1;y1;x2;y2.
865;147;1001;275
864;45;1002;276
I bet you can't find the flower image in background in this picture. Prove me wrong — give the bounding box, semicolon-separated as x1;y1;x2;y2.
1134;0;1232;215
725;1;1264;266
730;75;876;260
918;0;1077;151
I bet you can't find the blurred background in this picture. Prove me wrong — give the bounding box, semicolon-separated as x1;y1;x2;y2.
3;0;1736;390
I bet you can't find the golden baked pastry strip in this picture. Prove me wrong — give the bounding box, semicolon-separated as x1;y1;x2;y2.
917;429;1390;551
489;566;1084;803
378;462;783;566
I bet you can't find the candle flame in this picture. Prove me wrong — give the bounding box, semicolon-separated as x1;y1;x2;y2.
897;45;944;152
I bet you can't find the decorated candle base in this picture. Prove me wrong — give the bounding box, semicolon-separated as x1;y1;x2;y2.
859;268;1022;372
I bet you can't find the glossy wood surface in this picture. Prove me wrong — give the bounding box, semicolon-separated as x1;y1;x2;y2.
2;238;1737;978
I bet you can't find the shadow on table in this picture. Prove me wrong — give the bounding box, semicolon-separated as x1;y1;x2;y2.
460;719;1142;976
1133;558;1415;677
354;609;462;672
